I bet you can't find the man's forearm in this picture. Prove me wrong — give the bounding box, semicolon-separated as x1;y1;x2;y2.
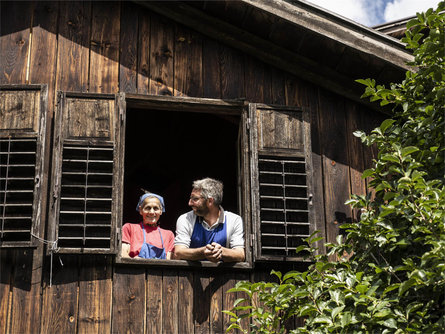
174;245;206;260
221;247;245;262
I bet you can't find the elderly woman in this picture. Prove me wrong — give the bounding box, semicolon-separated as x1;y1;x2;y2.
122;192;174;259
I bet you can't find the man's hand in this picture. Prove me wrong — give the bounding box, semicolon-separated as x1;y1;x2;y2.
204;242;223;263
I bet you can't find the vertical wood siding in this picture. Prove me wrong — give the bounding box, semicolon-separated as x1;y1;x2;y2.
0;1;381;332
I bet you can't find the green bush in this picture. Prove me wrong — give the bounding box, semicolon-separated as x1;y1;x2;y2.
224;3;444;333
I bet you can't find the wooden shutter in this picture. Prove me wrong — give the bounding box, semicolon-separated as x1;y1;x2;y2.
0;85;48;247
49;92;124;254
249;104;314;261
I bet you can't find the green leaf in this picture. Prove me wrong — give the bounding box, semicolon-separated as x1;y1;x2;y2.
383;318;398;329
401;146;419;157
380;119;396;132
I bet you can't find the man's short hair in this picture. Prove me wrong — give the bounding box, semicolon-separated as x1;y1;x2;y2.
192;178;223;206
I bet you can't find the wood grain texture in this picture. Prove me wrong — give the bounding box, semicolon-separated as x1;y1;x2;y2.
137;8;151;95
77;256;113;334
162;269;178;334
119;2;138;94
202;38;221;98
174;25;203;97
146;269;163;334
222;274;237;332
219;44;244;99
178;271;193;334
209;274;224;334
89;1;120;94
244;55;265;102
194;271;210;334
40;256;79;334
0;90;40;132
345;101;366;222
112;266;146;334
9;249;42;334
286;75;326;250
0;1;32;84
56;1;91;92
149;14;174;96
0;250;12;334
318;89;352;246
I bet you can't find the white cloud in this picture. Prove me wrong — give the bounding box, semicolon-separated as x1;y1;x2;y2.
304;0;385;26
304;0;441;26
384;0;442;22
305;0;371;25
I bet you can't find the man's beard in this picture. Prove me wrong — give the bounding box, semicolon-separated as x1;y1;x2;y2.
194;204;209;217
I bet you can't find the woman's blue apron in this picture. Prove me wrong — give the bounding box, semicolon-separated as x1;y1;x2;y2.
190;216;227;248
138;223;167;259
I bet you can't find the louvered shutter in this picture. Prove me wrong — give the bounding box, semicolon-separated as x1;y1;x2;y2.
49;92;124;253
0;85;48;247
249;104;314;261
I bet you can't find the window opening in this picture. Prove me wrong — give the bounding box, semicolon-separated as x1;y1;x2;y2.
122;108;241;248
0;137;37;243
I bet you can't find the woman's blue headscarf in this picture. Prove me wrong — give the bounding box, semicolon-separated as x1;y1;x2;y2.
136;193;165;213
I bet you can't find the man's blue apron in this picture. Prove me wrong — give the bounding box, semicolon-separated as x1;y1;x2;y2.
138;223;167;259
190;216;227;248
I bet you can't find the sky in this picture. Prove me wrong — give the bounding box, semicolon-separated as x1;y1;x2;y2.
304;0;442;27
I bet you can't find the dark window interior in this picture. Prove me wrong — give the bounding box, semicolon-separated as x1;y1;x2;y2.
123;108;240;234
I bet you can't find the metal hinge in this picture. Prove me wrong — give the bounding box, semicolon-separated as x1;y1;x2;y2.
250;233;255;248
246;117;251;130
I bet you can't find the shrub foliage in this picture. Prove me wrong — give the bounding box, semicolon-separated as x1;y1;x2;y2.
225;3;444;333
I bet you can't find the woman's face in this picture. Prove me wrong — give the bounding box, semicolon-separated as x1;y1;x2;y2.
139;197;163;225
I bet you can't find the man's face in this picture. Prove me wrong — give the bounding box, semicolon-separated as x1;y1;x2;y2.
188;189;209;217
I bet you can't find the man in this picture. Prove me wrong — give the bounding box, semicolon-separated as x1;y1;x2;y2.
174;178;245;262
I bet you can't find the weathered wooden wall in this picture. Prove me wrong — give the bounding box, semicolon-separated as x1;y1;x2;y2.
0;1;381;333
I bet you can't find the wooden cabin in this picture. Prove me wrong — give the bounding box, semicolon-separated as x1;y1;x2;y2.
0;1;412;333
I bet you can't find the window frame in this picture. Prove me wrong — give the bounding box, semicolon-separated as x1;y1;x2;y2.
0;84;48;248
115;93;253;269
47;91;124;254
249;103;316;262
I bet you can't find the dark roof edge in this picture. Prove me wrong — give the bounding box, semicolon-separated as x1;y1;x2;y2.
247;0;412;70
285;0;408;49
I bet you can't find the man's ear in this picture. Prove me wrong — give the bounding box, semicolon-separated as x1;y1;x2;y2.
207;197;215;207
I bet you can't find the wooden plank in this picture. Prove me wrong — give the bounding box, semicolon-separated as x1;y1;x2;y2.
0;90;40;132
345;101;366;222
146;269;163;334
137;8;151;94
89;1;120;94
162;269;178;334
77;256;113;334
244;55;264;102
178;271;194;334
222;273;237;332
0;250;12;334
237;272;251;332
219;44;244;99
9;249;42;334
112;266;146;334
209;274;224;334
149;14;174;96
0;1;33;84
270;67;286;105
285;75;326;251
40;255;79;334
318;90;352;246
202;39;221;98
194;271;210;334
174;25;203;97
119;2;139;94
56;1;91;92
